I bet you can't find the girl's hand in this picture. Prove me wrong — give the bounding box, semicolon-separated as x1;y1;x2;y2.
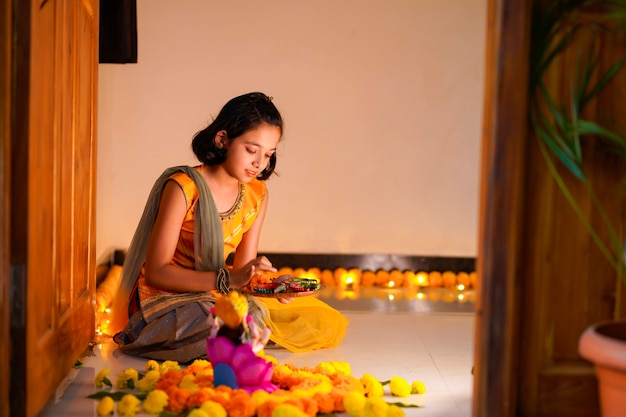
229;256;276;289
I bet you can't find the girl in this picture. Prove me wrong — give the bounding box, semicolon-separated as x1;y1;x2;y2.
111;92;348;362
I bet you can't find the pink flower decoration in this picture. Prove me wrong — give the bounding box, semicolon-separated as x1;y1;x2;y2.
206;336;277;393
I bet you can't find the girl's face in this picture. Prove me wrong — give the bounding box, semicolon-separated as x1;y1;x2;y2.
222;123;281;183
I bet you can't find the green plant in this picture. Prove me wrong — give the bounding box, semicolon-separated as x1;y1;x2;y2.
530;0;626;278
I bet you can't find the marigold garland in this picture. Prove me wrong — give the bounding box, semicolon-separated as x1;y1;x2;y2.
90;359;425;417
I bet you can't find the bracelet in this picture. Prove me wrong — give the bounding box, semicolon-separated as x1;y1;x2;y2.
216;268;231;294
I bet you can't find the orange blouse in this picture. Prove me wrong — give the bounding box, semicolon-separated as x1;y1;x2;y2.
137;165;266;303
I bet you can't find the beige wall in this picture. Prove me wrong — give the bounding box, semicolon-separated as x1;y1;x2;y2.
96;0;487;264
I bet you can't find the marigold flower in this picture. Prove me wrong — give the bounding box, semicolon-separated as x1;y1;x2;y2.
272;403;308;417
201;399;228;417
165;385;190;413
116;368;139;389
96;396;114;416
155;369;183;391
315;361;350;376
160;360;181;373
145;360;160;372
195;374;215;388
224;390;256;417
136;370;160;392
312;392;335;414
386;404;406;417
410;381;426;394
187;387;216;408
329;389;346;413
389;376;411;397
257;399;281;417
117;394;141;417
251;390;272;406
95;368;112;388
362;397;389;417
142;389;169;415
188;409;210;417
360;374;384;398
179;373;200;392
343;391;366;417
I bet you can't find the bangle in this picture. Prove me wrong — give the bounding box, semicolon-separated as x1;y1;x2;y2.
216;268;231;294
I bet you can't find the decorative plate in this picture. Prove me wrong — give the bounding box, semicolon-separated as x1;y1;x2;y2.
241;278;325;298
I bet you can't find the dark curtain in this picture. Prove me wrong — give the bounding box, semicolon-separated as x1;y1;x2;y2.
99;0;138;64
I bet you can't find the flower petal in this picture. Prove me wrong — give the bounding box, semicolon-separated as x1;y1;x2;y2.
206;337;235;364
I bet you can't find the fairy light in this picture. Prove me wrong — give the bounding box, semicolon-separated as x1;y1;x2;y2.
457;284;465;291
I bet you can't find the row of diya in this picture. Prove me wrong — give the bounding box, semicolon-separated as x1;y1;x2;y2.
267;267;478;289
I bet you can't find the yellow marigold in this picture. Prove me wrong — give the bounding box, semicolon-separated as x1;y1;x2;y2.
190;359;211;369
160;360;181;373
96;396;114;416
362;397;389;417
386;404;406;417
389;376;411;397
94;368;112;388
136;370;160;392
117;394;141;417
272;403;308;417
343;391;366;417
145;360;160;372
179;373;200;392
188;409;210;417
315;361;351;376
143;389;169;415
251;390;272;406
201;399;228;417
260;353;278;364
360;374;384;398
410;381;426;394
116;368;139;389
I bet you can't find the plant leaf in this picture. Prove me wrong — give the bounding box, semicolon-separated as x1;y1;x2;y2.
582;57;625;108
87;391;147;401
386;402;422;408
577;120;626;149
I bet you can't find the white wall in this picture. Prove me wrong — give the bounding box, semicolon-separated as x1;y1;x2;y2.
96;0;487;264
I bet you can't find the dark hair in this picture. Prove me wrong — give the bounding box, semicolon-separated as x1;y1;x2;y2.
191;92;283;180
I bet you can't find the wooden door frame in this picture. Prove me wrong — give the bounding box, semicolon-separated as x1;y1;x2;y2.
1;0;11;414
473;0;532;416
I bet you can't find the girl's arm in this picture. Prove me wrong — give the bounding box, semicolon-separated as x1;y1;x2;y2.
144;180;222;292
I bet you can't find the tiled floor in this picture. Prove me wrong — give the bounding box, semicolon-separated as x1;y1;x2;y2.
39;290;475;417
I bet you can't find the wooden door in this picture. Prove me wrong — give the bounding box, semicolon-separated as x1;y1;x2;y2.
1;0;11;416
8;1;99;416
475;1;626;416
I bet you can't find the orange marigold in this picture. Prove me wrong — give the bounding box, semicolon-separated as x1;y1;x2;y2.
224;391;256;417
186;387;215;409
155;370;183;391
312;392;336;414
256;399;281;417
289;397;318;417
211;391;232;409
194;374;215;388
165;385;190;413
329;389;347;413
